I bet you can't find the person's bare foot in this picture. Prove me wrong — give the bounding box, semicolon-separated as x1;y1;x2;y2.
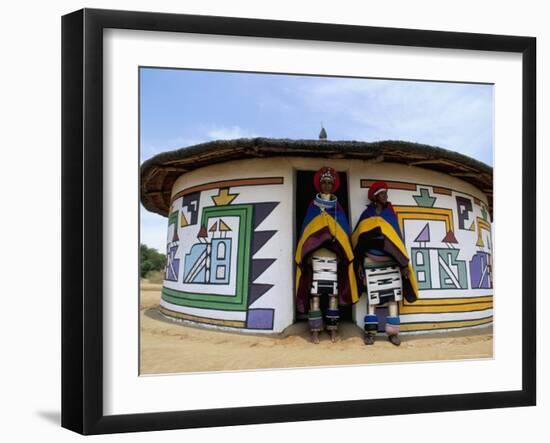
364;333;375;345
388;334;401;346
329;330;339;343
311;331;320;344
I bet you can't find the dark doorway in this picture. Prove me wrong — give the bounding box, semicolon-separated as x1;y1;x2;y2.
294;169;352;321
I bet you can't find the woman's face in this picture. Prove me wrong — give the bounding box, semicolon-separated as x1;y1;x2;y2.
320;179;334;194
375;190;388;204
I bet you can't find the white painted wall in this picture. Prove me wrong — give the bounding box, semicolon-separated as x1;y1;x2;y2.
165;158;294;332
164;156;491;333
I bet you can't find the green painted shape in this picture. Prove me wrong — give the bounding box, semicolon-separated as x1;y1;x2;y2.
161;204;253;311
481;206;488;221
413;188;437;207
162;287;243;311
438;249;468;289
411;248;432;290
168;211;178;226
202;205;252;308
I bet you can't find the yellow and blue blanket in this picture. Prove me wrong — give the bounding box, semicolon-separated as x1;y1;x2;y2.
295;196;358;313
352;203;419;302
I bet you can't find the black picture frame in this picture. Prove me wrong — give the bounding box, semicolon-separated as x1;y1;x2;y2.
61;8;536;435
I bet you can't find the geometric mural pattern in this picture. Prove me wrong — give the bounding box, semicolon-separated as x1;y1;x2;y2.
161;179;284;330
363;179;493;333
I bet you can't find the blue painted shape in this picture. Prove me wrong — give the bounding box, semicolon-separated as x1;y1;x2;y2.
210;238;231;284
181;192;200;226
246;309;274;330
165;244;180;282
414;223;430;243
438;249;467;289
470;251;492;289
412;248;432;290
183;243;208;283
456;196;473;230
413;188;436;207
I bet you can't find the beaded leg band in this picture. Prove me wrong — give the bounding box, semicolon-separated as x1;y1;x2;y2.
325;295;339;331
364;314;378;336
308;310;323;332
385;316;400;336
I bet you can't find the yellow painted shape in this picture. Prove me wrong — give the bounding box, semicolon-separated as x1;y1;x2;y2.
180;212;189;227
476;216;492;247
159;306;246;328
219;219;231;231
393;205;454;233
476;229;485;247
400;301;493;314
400;317;493;332
477;217;491;231
402;295;493;306
212;188;238;206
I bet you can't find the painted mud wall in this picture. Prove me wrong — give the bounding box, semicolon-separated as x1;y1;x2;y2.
160;159;295;333
159;157;493;334
350;170;493;334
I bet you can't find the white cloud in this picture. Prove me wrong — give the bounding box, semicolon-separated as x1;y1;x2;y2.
207;125;257;140
294;77;493;164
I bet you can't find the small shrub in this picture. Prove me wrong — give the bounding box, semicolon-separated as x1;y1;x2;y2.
140;244;166;278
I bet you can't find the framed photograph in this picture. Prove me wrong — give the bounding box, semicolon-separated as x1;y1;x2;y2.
61;8;536;435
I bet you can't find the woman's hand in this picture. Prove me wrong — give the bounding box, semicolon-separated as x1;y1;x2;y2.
358;266;365;282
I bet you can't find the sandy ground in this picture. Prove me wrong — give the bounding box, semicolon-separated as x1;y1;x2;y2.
140;282;493;375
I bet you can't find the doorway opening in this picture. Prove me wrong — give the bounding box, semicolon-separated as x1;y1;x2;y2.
294;169;353;321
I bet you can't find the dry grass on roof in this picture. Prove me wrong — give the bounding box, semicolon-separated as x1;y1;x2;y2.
140;138;493;217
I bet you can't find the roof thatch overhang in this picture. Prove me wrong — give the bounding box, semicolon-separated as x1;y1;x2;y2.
140;138;493;217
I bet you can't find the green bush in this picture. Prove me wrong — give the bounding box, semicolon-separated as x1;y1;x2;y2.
140;244;166;278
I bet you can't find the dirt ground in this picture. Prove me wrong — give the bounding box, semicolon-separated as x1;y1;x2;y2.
139;283;493;375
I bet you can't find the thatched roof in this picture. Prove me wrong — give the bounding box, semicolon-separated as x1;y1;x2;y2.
140;138;493;217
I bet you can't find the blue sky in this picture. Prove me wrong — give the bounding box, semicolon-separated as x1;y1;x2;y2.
140;68;494;252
